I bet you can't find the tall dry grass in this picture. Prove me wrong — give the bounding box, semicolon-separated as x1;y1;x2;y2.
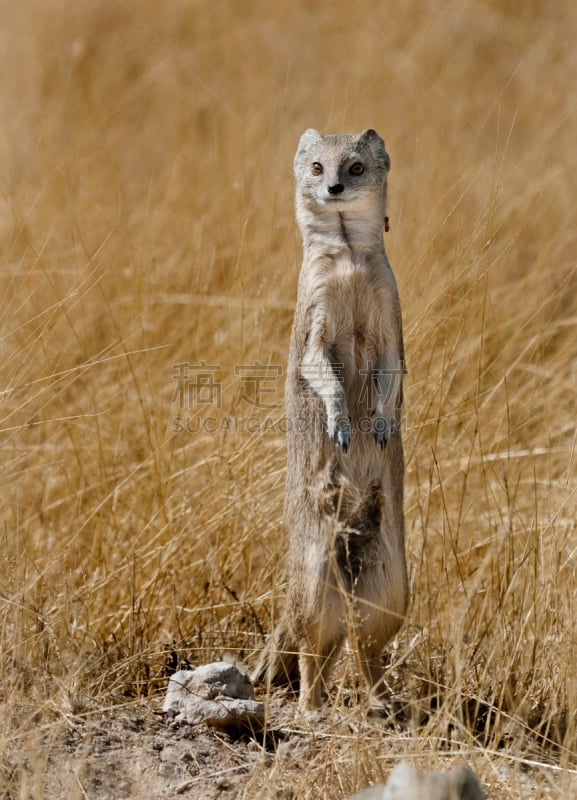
1;0;576;797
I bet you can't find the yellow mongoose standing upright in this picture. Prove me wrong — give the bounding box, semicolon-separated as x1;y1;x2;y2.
255;128;408;711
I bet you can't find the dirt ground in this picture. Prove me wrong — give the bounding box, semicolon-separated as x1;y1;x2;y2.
4;694;353;800
3;689;562;800
5;701;256;800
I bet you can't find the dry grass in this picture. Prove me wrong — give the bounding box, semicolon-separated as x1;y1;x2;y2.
1;1;577;797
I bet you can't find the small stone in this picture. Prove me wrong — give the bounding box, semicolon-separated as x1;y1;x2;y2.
162;663;264;730
163;662;254;705
349;761;486;800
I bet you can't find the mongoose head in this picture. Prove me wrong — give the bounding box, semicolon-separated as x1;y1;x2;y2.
294;128;390;219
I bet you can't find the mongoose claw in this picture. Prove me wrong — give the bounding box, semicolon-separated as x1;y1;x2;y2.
329;415;351;453
372;414;399;448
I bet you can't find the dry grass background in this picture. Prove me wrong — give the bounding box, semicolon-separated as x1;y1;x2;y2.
1;1;577;797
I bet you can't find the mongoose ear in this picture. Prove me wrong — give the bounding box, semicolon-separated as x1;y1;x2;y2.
359;128;383;145
358;128;391;171
300;128;322;141
294;128;322;173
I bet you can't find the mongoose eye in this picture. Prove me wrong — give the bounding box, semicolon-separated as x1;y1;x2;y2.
349;162;364;176
311;162;323;176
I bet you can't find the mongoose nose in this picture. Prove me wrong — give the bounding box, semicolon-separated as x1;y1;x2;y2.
327;183;345;195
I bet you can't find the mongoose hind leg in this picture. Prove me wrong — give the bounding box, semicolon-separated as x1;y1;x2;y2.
354;593;408;709
298;636;342;711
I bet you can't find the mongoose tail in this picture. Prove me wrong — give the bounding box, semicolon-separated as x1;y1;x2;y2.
251;617;299;689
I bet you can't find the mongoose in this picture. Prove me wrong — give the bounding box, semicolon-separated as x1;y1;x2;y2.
254;128;408;710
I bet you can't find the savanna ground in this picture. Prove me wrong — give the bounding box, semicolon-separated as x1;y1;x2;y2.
1;1;576;798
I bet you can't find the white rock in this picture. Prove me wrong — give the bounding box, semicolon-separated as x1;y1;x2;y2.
162;663;264;729
349;761;485;800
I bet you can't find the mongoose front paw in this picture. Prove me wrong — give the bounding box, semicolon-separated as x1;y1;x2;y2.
371;413;399;448
328;415;351;453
